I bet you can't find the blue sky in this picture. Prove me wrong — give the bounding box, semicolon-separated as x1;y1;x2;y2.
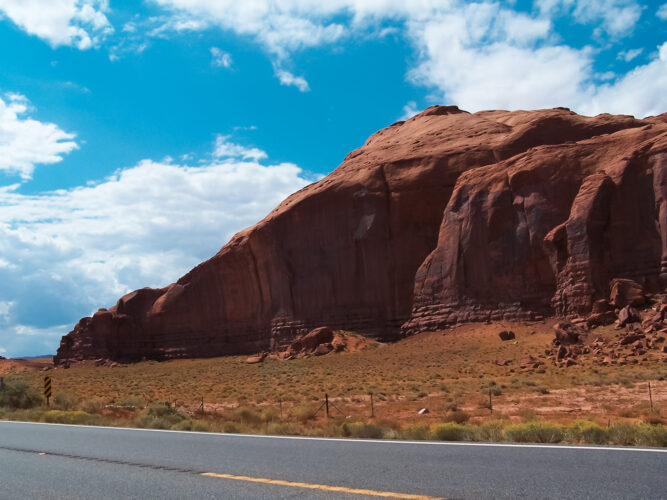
0;0;665;357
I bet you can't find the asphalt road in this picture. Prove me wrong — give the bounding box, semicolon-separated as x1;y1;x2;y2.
0;421;665;499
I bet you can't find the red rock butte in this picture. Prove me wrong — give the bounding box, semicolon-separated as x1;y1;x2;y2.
54;106;667;364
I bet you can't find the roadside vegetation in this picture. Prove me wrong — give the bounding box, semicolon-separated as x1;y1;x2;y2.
1;321;665;446
0;376;664;446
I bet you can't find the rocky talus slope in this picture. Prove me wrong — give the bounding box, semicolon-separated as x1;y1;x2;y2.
54;106;667;363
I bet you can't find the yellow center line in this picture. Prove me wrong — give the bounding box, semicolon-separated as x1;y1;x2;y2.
201;472;443;499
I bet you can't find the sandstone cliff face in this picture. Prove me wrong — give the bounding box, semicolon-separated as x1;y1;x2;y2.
54;107;667;363
403;112;667;333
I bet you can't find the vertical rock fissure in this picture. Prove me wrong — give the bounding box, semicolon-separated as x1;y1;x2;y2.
246;241;265;316
378;163;397;325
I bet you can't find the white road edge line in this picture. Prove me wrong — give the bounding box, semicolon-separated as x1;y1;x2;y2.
1;420;665;453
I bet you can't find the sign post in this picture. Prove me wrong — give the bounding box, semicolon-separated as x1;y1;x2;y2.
44;376;52;406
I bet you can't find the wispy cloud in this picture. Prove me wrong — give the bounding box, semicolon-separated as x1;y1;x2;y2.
618;48;643;62
213;135;267;160
535;0;642;38
657;3;667;20
399;101;420;121
274;67;310;92
210;46;232;68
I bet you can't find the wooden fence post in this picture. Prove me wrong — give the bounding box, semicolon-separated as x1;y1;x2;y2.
370;392;374;418
648;382;653;413
489;388;493;415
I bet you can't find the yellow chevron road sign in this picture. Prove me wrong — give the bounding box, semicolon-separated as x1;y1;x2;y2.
44;376;52;404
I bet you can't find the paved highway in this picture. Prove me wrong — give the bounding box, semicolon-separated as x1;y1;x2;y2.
0;421;665;499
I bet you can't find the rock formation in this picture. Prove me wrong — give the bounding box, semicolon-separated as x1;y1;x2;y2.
403;109;667;333
54;106;667;364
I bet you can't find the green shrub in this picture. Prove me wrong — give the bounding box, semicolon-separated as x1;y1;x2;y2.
145;402;182;418
192;420;210;432
483;381;502;396
401;425;431;440
135;402;186;429
5;408;44;421
505;422;564;443
476;421;506;442
633;424;667;447
609;423;637;446
266;422;303;436
171;420;191;431
567;420;608;444
171;419;210;432
341;423;386;439
431;422;468;441
42;410;104;426
117;396;146;408
0;380;42;409
222;422;239;433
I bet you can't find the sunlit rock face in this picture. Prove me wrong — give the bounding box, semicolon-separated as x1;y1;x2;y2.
54;107;667;363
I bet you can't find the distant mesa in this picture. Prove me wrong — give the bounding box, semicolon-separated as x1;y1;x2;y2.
54;106;667;364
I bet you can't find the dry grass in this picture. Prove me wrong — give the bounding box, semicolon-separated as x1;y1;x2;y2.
2;320;665;433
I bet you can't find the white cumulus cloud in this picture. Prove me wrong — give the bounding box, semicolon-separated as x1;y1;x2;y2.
579;42;667;117
145;1;664;116
0;0;113;49
0;93;78;180
407;5;591;112
407;2;665;117
152;0;348;59
0;150;311;357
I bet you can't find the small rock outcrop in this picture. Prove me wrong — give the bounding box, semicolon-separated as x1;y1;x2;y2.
609;278;646;308
498;330;515;341
618;306;641;327
553;322;581;345
285;327;334;358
